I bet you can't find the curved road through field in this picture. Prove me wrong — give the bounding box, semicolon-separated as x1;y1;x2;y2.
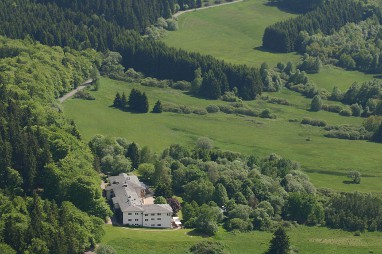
58;79;93;103
173;0;243;18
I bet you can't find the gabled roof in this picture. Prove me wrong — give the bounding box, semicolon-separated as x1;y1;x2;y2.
142;204;173;214
107;173;173;214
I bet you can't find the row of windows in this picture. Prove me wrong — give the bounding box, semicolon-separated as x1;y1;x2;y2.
144;218;161;221
127;212;171;216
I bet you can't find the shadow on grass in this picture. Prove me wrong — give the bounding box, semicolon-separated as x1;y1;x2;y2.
186;229;212;238
342;180;358;185
108;105;149;114
263;2;310;15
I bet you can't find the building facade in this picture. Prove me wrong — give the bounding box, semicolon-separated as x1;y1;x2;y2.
105;173;173;228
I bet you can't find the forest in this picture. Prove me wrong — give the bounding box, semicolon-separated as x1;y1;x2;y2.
0;37;111;253
262;0;364;52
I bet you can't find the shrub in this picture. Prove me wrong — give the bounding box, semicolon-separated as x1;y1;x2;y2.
221;91;240;102
73;90;95;100
172;80;191;91
301;118;327;127
322;104;343;113
339;108;352;116
206;105;220;113
193;108;208;115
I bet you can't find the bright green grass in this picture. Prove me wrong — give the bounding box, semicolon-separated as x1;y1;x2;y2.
63;78;382;193
164;0;377;93
101;224;382;254
307;66;376;92
164;0;300;67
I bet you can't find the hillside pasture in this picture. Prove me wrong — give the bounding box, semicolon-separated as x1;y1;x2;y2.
63;78;382;193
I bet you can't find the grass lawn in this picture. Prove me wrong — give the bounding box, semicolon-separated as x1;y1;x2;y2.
63;77;382;193
101;224;382;254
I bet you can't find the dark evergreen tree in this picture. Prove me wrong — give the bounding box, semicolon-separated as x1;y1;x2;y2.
113;92;122;108
372;124;382;143
152;100;163;113
121;92;128;109
265;227;290;254
126;142;140;169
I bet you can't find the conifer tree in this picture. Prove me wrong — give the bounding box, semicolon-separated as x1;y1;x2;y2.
126;142;140;169
266;227;290;254
121;92;128;109
152;100;163;113
113;92;121;108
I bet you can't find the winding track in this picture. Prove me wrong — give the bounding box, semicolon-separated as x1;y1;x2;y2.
58;79;93;103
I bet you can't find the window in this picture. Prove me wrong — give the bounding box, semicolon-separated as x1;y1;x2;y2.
145;219;148;221
151;218;155;220
144;214;148;216
128;219;132;221
128;213;132;215
157;213;161;215
157;218;161;220
135;213;139;215
135;219;139;221
151;224;155;227
151;213;155;216
157;224;161;226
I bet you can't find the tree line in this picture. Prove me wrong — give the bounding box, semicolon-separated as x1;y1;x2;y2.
0;0;263;100
262;0;364;52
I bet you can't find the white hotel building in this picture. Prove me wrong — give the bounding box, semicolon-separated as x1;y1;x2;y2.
105;173;173;228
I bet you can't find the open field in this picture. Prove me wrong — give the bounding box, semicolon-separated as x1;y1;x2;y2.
164;0;377;93
164;0;300;67
63;78;382;193
101;224;382;254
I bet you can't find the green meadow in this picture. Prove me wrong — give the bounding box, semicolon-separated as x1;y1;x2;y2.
163;0;300;67
102;224;382;254
63;78;382;193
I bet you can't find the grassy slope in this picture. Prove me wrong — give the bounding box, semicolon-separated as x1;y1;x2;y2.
164;0;300;67
164;0;375;92
102;224;382;254
63;78;382;193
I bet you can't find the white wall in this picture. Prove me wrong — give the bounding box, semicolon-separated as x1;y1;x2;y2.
123;211;143;226
142;212;172;228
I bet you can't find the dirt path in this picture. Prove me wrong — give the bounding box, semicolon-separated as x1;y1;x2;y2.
173;0;243;18
58;79;93;103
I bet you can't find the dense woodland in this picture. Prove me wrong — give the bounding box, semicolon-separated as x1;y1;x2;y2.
262;0;364;52
0;37;111;253
92;136;382;235
0;0;263;100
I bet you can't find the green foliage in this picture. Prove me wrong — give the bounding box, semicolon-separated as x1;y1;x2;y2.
126;142;140;169
190;241;225;254
326;192;382;231
96;244;117;254
154;196;167;204
152;100;163;113
265;227;290;254
310;95;322;112
196;204;223;235
284;193;324;225
347;171;361;184
263;0;364;52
